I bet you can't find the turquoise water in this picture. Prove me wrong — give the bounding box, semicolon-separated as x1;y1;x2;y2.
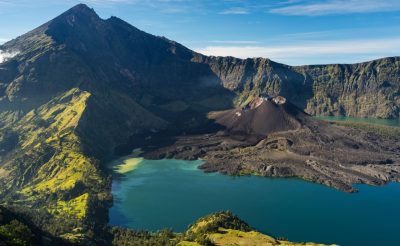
316;116;400;127
110;159;400;246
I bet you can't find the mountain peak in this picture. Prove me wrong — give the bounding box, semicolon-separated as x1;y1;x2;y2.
45;4;103;44
51;3;101;27
65;3;96;16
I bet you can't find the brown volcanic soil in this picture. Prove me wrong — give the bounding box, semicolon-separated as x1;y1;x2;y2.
213;97;308;139
143;97;400;192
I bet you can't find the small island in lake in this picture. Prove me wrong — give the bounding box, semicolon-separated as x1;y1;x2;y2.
145;96;400;193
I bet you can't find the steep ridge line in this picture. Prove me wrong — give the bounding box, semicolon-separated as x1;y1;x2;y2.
0;3;398;244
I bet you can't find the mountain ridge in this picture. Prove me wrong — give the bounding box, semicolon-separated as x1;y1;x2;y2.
0;4;399;244
1;4;399;118
195;55;400;118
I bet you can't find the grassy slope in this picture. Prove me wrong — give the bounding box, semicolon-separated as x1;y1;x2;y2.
0;84;170;243
0;88;106;241
177;212;334;246
110;211;333;246
208;229;329;246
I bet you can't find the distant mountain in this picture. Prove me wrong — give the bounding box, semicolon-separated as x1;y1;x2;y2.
196;56;400;118
0;3;399;244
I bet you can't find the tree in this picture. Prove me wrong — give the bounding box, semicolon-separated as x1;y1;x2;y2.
0;220;34;246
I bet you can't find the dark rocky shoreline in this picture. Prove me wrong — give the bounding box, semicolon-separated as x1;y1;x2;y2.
143;116;400;193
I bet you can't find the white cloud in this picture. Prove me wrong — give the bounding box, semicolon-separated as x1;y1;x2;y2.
219;7;249;15
210;40;260;44
0;50;19;63
270;0;400;16
194;37;400;65
0;38;10;44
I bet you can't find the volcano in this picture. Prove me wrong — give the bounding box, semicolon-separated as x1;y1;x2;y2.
0;4;399;244
148;95;400;193
213;96;310;138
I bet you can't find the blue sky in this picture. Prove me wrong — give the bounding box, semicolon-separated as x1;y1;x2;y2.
0;0;400;65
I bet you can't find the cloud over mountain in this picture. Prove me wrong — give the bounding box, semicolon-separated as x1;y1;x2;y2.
0;50;19;63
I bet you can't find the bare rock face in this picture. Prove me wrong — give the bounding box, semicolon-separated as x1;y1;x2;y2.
194;56;400;118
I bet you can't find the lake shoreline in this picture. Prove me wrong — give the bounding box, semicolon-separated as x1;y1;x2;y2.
109;158;400;246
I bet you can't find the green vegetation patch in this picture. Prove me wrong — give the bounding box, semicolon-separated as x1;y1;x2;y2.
110;211;334;246
0;220;34;246
48;193;89;219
